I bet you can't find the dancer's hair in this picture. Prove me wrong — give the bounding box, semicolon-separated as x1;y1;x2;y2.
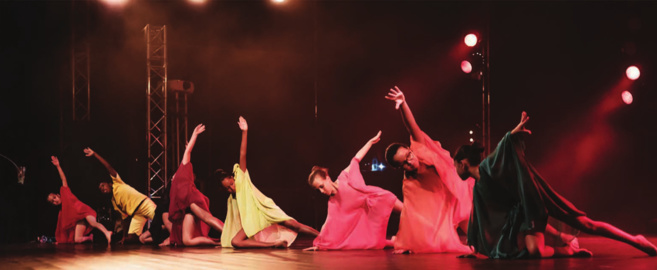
454;142;486;165
214;169;233;181
384;143;409;168
307;166;329;186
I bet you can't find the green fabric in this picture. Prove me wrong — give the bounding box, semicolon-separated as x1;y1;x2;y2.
221;164;293;247
468;132;585;259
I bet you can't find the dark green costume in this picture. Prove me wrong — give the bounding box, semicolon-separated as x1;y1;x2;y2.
468;132;586;258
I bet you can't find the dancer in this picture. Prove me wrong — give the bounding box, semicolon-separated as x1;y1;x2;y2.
85;148;157;244
306;131;403;250
383;86;473;254
454;111;657;258
168;124;224;246
219;116;319;248
48;156;112;244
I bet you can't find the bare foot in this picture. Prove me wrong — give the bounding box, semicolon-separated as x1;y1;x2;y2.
635;235;657;256
393;249;412;254
273;240;288;248
105;232;113;244
159;238;170;247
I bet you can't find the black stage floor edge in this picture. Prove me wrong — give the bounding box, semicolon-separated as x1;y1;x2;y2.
1;236;656;270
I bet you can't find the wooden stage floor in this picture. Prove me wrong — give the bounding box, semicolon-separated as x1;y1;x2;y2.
1;236;656;270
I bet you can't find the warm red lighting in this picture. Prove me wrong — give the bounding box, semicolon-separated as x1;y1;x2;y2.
101;0;128;6
461;60;473;74
272;0;286;3
464;34;478;47
626;66;640;80
622;91;633;105
188;0;207;4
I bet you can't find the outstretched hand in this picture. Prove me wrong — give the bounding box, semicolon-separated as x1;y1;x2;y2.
83;148;95;157
511;111;532;135
385;86;405;110
192;124;206;136
51;156;60;167
237;116;248;131
369;130;382;144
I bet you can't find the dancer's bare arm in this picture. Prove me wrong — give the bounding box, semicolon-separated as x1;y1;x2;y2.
182;124;205;165
51;156;68;187
238;116;248;173
84;148;118;177
385;86;425;144
353;131;382;163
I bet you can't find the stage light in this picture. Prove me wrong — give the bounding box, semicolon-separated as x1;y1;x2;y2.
464;34;478;47
461;60;473;74
469;130;473;135
469;138;474;143
626;66;640;80
188;0;207;4
622;91;633;105
272;0;286;3
378;164;385;170
100;0;128;6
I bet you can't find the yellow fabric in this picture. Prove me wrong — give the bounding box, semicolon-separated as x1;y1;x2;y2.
111;174;147;219
221;164;296;247
127;198;156;235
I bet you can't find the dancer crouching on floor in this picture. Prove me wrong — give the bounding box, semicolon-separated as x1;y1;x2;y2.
218;116;319;248
48;156;112;244
454;111;657;258
306;131;403;251
168;124;224;246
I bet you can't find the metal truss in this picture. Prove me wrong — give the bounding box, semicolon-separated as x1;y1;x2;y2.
145;25;168;198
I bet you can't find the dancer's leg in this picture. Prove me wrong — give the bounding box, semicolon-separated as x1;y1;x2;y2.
564;216;657;256
84;215;112;244
74;221;93;243
181;214;219;246
189;203;224;232
280;219;319;236
139;230;153;244
523;231;554;258
162;212;173;234
230;228;286;248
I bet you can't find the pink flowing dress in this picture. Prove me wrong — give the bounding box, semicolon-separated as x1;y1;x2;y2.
394;131;475;253
55;186;96;243
313;159;399;250
169;162;212;245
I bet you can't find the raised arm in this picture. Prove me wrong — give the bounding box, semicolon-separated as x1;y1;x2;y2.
385;86;425;144
182;124;205;165
353;131;382;163
51;156;68;187
84;148;118;177
237;116;248;173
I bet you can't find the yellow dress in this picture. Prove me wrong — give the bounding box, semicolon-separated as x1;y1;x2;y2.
221;164;298;247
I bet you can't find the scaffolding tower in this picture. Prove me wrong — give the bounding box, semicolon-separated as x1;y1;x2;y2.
145;25;168;198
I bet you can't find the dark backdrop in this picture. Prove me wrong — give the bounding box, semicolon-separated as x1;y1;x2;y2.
1;1;656;243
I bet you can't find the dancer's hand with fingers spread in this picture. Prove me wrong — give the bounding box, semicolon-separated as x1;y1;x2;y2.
192;124;205;136
385;86;405;110
369;130;382;145
511;111;532;135
51;156;60;167
83;147;95;157
238;116;248;131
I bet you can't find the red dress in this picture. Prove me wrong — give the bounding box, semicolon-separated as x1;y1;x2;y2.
55;186;96;243
168;162;212;245
313;159;398;250
394;131;474;253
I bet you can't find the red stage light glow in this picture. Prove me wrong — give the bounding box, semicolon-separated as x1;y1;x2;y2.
188;0;207;4
626;66;640;80
464;34;478;47
272;0;286;3
622;91;633;105
461;60;473;74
